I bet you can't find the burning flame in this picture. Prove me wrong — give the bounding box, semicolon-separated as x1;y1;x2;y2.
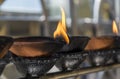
54;7;70;44
112;21;118;35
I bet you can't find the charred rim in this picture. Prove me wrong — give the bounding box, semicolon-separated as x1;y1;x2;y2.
85;36;120;52
10;36;64;57
93;36;120;49
14;36;61;42
59;36;90;53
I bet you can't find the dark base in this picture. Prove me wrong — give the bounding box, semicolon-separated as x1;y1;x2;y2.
11;53;58;78
56;51;86;71
87;49;119;66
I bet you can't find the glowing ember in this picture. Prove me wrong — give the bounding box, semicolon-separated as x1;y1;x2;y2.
54;7;70;44
112;21;118;35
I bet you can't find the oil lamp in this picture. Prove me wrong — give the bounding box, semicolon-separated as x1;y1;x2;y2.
56;36;89;71
10;37;64;78
54;8;89;71
0;36;13;75
85;21;120;66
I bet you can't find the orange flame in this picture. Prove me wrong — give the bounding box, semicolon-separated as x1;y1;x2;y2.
54;7;70;44
112;21;118;35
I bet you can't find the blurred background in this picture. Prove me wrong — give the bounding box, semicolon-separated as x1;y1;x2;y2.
0;0;118;37
0;0;119;79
